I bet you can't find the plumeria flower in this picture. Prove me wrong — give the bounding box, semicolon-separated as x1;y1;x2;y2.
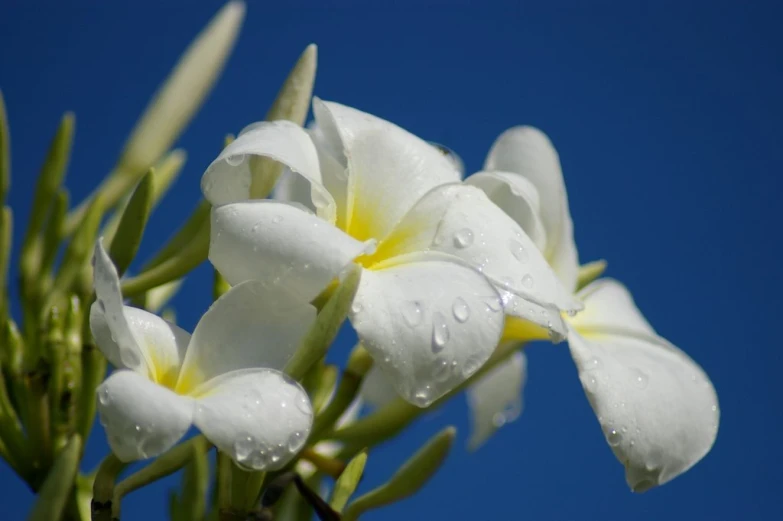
200;100;582;407
463;127;720;491
90;240;315;470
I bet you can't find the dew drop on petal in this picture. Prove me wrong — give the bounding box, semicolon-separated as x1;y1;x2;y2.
234;434;255;462
287;431;305;453
585;357;601;371
485;297;502;313
452;228;474;249
452;297;470;323
412;386;433;407
431;312;450;353
492;412;507;428
272;215;283;224
433;359;452;383
463;352;485;378
296;394;312;416
225;154;245;166
351;301;363;314
632;368;649;389
98;387;111;406
521;274;534;289
607;427;622;446
402;301;423;327
509;239;529;263
582;373;598;393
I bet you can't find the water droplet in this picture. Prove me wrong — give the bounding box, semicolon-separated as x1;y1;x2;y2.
296;395;312;416
607;427;622;446
98;387;111;406
632;368;649;389
351;301;363;314
402;301;423;327
463;353;485;378
225;154;245;166
585;357;601;371
453;228;474;248
582;374;598;393
272;215;283;224
521;274;534;289
452;297;470;323
412;386;432;407
431;312;450;353
509;239;529;262
287;431;305;453
234;435;255;461
433;233;445;246
492;412;507;428
433;359;452;383
485;297;502;312
97;300;106;313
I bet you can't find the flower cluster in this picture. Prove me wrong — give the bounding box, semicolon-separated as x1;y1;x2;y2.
94;99;719;493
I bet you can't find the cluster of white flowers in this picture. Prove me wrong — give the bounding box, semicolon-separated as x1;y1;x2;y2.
92;99;719;491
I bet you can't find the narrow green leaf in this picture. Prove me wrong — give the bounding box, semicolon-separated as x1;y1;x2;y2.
0;91;10;204
342;427;456;521
65;1;245;233
330;451;367;512
142;199;210;271
20;113;74;299
576;259;608;291
145;279;184;313
120;210;209;298
75;340;106;446
311;364;338;414
0;206;12;321
171;437;210;521
108;170;154;276
48;196;104;310
284;266;362;381
26;435;81;521
39;190;68;281
249;43;318;198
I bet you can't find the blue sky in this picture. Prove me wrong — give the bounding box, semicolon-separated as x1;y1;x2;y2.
1;1;781;519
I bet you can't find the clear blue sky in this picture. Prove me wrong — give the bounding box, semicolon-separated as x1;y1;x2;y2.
1;0;780;519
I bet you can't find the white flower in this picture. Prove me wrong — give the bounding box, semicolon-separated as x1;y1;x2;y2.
90;240;315;470
201;100;581;407
465;127;720;491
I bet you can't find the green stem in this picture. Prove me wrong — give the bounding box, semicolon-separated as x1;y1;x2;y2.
91;453;127;521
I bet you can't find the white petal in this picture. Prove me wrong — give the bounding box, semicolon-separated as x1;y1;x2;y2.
568;329;719;491
176;281;316;392
350;252;504;407
91;241;189;380
570;279;656;337
313;99;461;241
466;349;527;450
466;171;547;251
192;369;313;471
309;123;350;229
369;183;581;336
201;120;336;223
485;126;579;291
359;365;398;409
209;202;374;302
97;370;194;461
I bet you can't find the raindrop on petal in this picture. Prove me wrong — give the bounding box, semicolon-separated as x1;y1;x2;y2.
521;274;534;289
452;228;474;249
225;154;245;166
509;239;529;263
431;312;450;353
402;301;423;327
452;297;470;323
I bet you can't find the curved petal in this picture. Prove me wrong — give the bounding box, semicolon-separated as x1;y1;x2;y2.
485;126;579;291
176;281;316;393
359;365;398;409
367;183;581;337
350;252;505;407
201;120;335;223
313;99;461;241
570;279;655;337
466;171;547;251
466;349;527;450
91;240;189;380
209;201;374;302
309;123;350;229
96;370;194;461
568;329;719;491
192;369;313;471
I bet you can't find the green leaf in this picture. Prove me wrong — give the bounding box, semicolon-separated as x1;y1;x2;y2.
120;203;210;298
284;266;361;381
576;259;607;291
39;190;68;280
170;437;210;521
26;435;81;521
65;1;245;233
0;91;10;204
20;113;74;298
108;170;154;276
342;427;456;521
311;364;338;414
330;451;367;512
0;206;11;321
249;44;318;198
